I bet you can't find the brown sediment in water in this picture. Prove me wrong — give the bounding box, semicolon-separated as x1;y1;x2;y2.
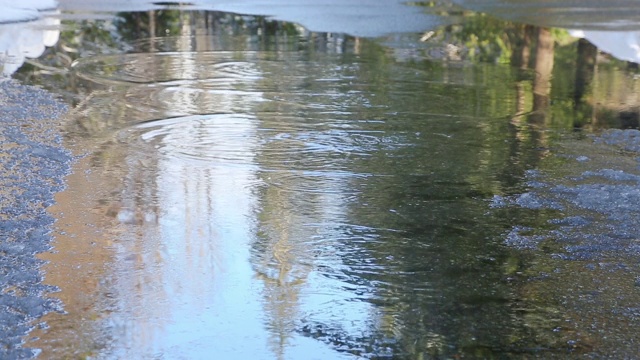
29;152;124;358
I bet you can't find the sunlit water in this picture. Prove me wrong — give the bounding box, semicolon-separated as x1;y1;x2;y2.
9;5;640;360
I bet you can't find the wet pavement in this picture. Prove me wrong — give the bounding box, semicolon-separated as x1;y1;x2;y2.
4;1;640;359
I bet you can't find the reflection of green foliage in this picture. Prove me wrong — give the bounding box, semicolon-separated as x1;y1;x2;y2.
430;15;571;65
447;14;518;63
551;28;575;46
117;11;301;41
61;20;120;51
118;10;182;39
15;19;121;103
254;16;300;37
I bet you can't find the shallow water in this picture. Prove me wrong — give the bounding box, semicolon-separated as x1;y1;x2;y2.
6;2;640;359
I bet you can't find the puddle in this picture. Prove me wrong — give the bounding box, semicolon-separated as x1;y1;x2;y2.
35;29;543;359
4;2;640;359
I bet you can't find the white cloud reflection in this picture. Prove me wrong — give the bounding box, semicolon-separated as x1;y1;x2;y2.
0;0;59;77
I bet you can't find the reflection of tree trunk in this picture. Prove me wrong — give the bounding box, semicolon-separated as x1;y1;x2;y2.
134;12;144;37
509;25;534;145
510;82;528;130
526;27;555;158
575;39;597;104
574;39;598;127
511;25;534;69
148;11;156;38
530;27;554;125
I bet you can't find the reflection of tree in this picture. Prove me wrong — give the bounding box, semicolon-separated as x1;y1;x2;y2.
511;24;534;69
119;11;181;38
574;39;597;114
243;27;570;356
525;27;555;158
253;186;310;360
335;55;532;357
531;27;554;118
250;37;361;358
120;10;301;42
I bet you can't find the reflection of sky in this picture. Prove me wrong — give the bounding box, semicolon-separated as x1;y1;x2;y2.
0;0;59;76
570;29;640;63
105;40;358;359
0;0;56;22
108;44;267;358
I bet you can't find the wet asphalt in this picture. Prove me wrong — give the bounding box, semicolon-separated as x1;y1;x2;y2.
0;80;72;359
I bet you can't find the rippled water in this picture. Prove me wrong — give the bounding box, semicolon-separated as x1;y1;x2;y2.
11;6;640;360
43;35;538;358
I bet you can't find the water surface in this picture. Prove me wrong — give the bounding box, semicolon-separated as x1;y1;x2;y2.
9;4;640;359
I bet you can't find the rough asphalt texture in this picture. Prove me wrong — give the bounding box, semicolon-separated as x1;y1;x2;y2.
0;80;72;359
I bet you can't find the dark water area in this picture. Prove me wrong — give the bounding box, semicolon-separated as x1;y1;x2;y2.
5;2;640;359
